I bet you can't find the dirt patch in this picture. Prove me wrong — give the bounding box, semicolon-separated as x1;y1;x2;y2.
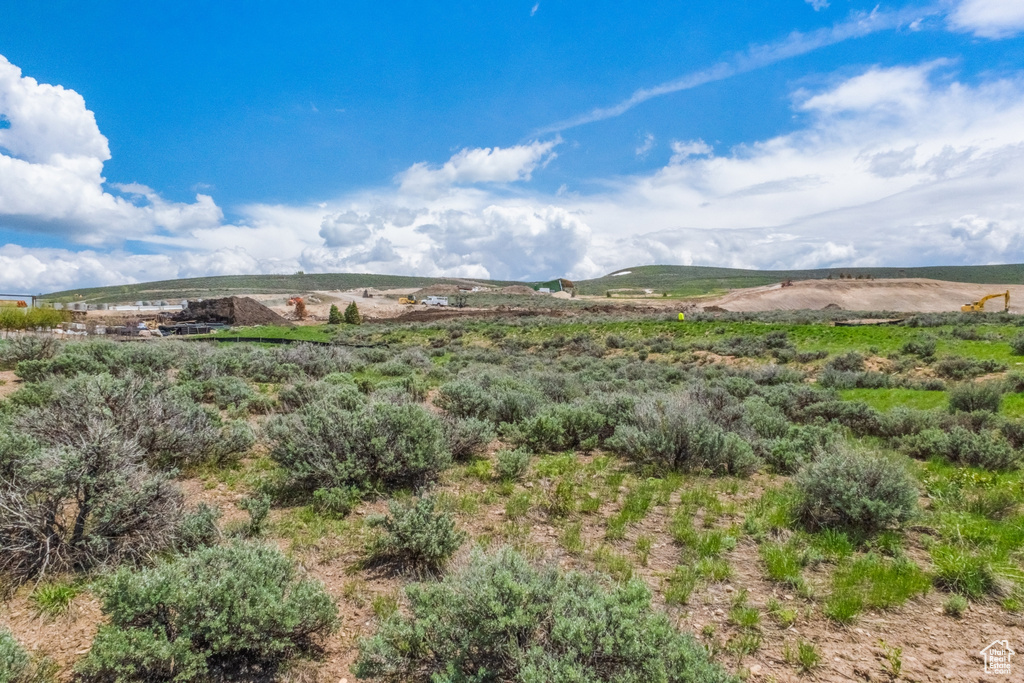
704;278;1024;313
0;370;21;399
174;296;292;326
0;589;104;678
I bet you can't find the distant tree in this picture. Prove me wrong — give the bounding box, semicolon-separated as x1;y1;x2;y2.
344;301;362;325
328;304;343;325
454;293;468;309
294;299;307;320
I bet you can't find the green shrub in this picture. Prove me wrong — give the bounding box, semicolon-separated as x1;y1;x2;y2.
354;547;732;683
0;336;60;369
0;425;184;582
901;335;936;358
1010;333;1024;356
0;631;26;680
608;395;761;476
899;427;1020;470
826;351;866;372
935;355;1006;380
762;423;840;474
495;447;531;482
22;373;239;467
76;543;338;682
949;382;1004;413
436;380;492;420
176;504;221;551
943;594;968;617
795;448;918;533
512;402;607;452
268;400;451;494
278;378;363;412
442;416;495;461
368;497;465;572
328;304;343;325
238;494;272;537
312;486;361;518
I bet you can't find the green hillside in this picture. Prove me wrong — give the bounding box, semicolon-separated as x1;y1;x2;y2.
574;264;1024;297
42;263;1024;304
44;272;520;304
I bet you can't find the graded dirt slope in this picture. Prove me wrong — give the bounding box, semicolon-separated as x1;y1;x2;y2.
704;278;1024;313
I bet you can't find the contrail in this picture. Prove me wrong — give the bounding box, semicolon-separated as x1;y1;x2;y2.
535;4;941;135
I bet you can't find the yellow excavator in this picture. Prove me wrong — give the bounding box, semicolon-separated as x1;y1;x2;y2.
398;296;418;305
961;291;1010;313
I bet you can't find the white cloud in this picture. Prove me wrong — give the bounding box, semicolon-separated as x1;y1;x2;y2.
0;55;225;245
949;0;1024;38
531;3;540;17
805;0;829;11
6;54;1024;293
397;139;559;194
569;62;1024;270
319;211;378;248
635;133;655;157
669;139;713;164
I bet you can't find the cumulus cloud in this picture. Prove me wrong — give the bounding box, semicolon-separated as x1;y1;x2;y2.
397;139;559;193
0;55;225;244
415;206;594;281
319;211;378;247
949;0;1024;38
5;52;1024;293
572;61;1024;270
805;0;829;11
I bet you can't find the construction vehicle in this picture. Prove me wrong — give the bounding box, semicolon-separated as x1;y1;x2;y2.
961;291;1010;313
398;296;418;305
0;300;28;308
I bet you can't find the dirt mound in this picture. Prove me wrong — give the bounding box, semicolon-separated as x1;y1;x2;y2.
177;297;291;326
822;303;843;310
703;278;1024;313
497;285;538;295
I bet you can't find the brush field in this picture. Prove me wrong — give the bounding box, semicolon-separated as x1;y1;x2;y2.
2;309;1024;682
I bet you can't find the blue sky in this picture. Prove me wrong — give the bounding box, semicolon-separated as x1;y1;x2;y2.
1;0;1024;290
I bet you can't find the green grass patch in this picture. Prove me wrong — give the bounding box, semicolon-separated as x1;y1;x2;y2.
760;543;805;588
825;554;930;623
30;581;81;618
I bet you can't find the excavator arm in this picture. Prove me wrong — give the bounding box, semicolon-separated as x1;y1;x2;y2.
961;291;1010;313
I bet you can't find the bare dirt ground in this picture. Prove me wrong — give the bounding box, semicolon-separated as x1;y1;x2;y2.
0;369;21;399
248;289;414;322
702;278;1024;314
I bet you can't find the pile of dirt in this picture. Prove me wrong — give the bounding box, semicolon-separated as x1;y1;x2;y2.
414;285;461;295
497;285;537;295
176;297;291;326
702;278;1024;313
